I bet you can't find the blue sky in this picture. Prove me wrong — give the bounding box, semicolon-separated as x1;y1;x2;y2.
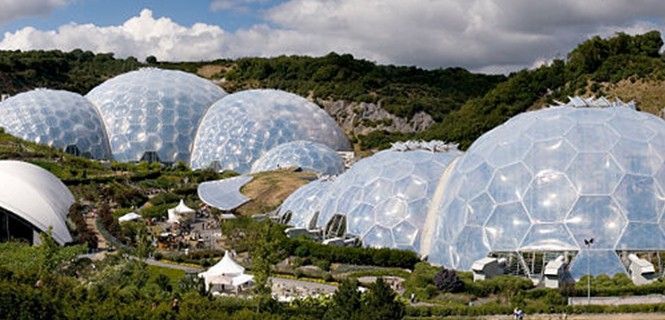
1;0;282;33
1;0;665;73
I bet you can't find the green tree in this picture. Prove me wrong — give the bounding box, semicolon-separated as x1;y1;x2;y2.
324;278;362;320
362;277;404;320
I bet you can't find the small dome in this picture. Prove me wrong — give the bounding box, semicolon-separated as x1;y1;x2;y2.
316;142;462;252
190;89;350;173
0;89;112;159
278;178;333;229
251;141;345;175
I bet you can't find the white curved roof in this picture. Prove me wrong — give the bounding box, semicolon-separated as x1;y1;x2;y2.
0;161;73;244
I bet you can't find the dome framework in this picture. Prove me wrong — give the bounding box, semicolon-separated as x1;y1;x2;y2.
428;98;665;279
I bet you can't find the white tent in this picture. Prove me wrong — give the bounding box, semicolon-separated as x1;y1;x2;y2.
167;200;195;224
198;251;253;292
118;212;141;223
174;199;195;214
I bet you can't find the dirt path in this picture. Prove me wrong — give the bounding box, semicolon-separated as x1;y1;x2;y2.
85;214;107;250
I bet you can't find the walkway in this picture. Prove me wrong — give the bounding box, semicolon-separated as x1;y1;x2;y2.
569;294;665;306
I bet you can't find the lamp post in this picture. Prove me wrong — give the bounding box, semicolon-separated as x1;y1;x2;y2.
584;238;594;305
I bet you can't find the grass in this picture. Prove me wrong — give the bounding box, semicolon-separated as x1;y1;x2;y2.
235;169;317;216
147;264;186;286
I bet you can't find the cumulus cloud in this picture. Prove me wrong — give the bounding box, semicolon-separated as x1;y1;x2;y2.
3;1;665;72
0;0;70;24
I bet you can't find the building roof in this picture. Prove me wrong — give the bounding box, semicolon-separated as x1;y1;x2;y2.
197;175;253;211
118;212;141;222
0;160;73;244
174;199;195;214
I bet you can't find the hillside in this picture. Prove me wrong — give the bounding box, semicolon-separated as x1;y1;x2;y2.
2;31;665;151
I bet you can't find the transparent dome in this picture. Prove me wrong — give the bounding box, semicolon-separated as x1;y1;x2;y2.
278;178;333;229
428;98;665;278
0;89;112;159
86;68;227;163
190;89;350;173
251;140;345;175
316;143;462;252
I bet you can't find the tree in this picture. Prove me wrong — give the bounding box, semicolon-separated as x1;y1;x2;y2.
146;55;157;64
362;277;404;320
433;267;465;293
249;221;286;312
324;278;362;320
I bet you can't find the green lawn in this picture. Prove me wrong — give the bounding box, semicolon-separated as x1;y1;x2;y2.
147;264;186;286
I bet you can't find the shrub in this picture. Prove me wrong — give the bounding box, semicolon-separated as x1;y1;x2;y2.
433;268;464;293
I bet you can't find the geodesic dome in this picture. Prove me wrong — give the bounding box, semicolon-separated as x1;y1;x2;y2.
86;68;227;163
190;89;350;173
277;178;333;229
316;142;462;252
250;141;345;175
0;89;112;159
428;97;665;279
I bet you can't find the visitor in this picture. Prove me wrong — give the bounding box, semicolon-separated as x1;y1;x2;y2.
513;308;525;320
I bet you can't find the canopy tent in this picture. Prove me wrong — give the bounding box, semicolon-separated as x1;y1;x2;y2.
118;212;141;223
198;251;253;292
167;200;195;224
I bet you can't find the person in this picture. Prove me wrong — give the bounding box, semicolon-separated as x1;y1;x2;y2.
512;308;525;320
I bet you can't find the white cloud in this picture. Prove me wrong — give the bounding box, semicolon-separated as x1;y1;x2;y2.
3;1;665;72
210;0;268;12
0;0;70;24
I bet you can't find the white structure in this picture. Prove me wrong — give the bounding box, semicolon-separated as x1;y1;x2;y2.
118;212;141;223
0;89;112;159
197;175;253;211
627;254;657;285
543;255;567;289
198;251;254;293
0;160;73;245
86;68;227;163
167;200;195;224
471;257;505;281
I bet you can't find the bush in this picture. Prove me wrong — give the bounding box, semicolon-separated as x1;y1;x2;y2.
433;268;464;293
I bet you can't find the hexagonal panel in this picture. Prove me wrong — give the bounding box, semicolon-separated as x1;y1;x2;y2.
566;196;626;249
569;250;626;280
484;202;531;251
362;225;393;248
520;223;578;251
459;162;493;200
614;174;660;222
392;220;419;249
617;222;665;250
453;226;491;270
525;114;574;141
565;124;618;152
488;163;532;204
524;139;576;174
567;153;623;195
612;139;662;176
609;116;655;142
523;170;576;222
466;193;495;226
394;176;428;200
374;197;408;228
365;178;394;203
439;197;468;243
487;136;532;167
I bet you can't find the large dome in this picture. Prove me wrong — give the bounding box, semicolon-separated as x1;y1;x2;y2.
190;89;350;173
86;68;227;163
316;142;462;252
0;161;74;245
428;98;665;279
250;140;345;176
0;89;112;159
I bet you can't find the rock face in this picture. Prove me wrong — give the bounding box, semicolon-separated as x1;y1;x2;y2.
317;99;434;136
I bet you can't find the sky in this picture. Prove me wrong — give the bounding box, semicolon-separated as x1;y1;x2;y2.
1;0;665;74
